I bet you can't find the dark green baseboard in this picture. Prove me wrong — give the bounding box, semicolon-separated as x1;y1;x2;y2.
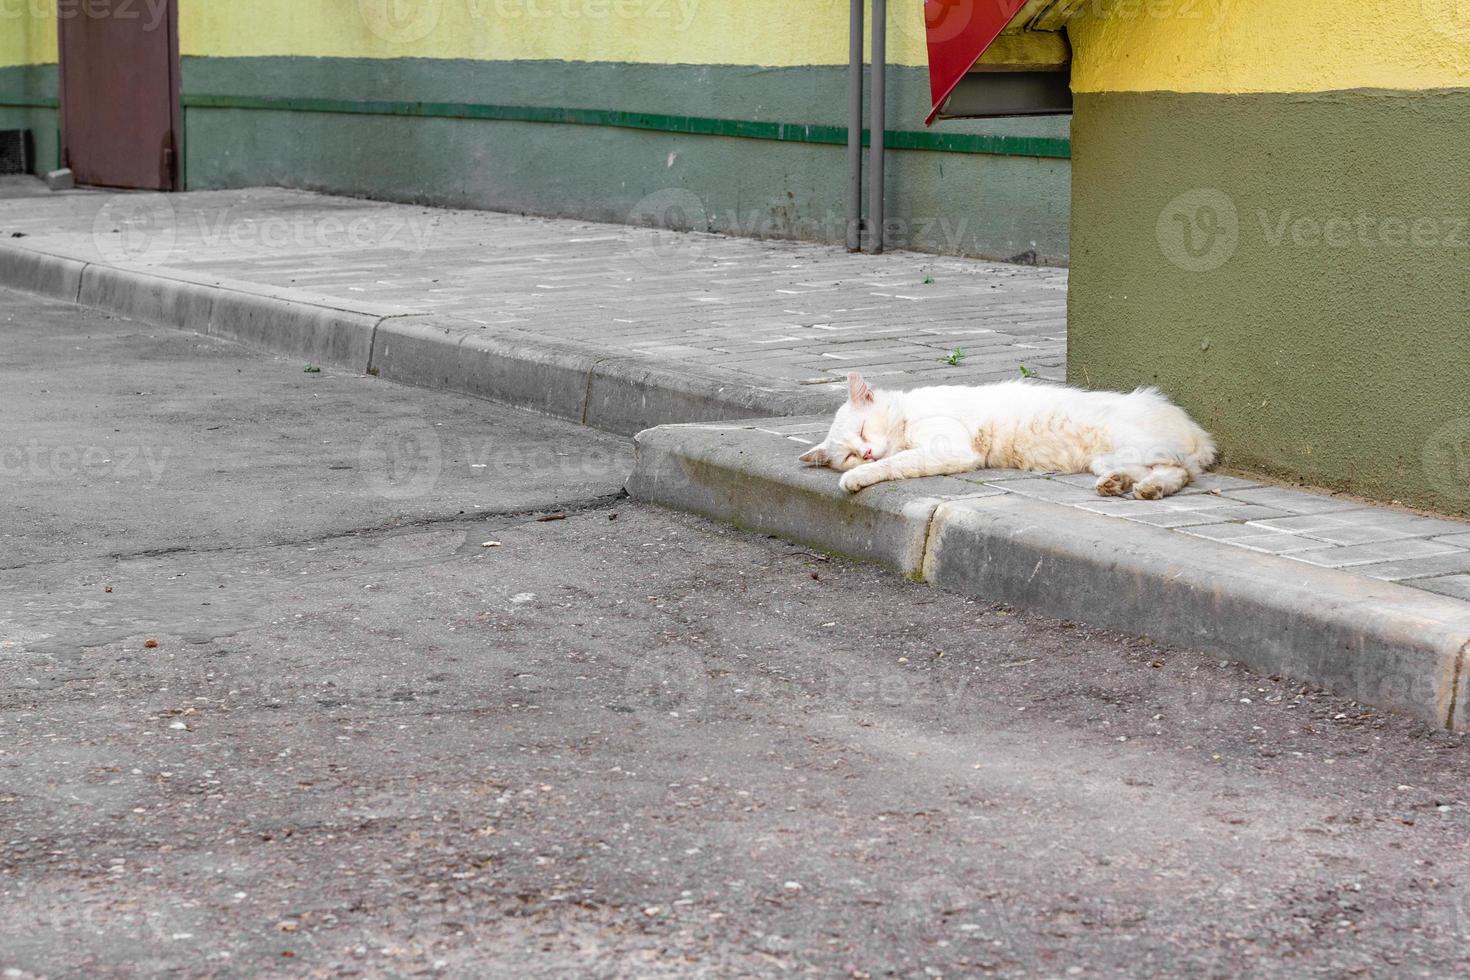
179;57;1071;262
184;107;1071;263
0;65;59;174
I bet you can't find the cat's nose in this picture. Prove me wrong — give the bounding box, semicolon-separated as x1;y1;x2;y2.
862;448;875;461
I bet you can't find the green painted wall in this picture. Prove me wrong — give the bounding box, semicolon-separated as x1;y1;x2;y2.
1069;89;1470;514
180;57;1072;263
0;65;60;174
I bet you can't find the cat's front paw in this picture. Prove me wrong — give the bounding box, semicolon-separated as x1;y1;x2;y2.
838;470;868;493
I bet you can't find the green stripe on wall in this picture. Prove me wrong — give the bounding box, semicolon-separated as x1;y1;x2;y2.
180;93;1071;159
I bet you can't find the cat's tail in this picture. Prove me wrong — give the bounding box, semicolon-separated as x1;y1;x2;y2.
1130;386;1217;475
1183;423;1218;476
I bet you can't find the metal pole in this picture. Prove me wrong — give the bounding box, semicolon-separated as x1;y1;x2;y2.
845;0;864;252
869;0;886;254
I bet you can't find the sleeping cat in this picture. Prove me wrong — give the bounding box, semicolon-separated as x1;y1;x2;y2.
799;372;1217;500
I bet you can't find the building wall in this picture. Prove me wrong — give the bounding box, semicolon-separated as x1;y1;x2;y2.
0;6;60;172
1067;0;1470;513
1;2;1071;261
172;0;1070;262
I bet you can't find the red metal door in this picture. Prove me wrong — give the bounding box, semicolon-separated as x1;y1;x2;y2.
58;0;181;190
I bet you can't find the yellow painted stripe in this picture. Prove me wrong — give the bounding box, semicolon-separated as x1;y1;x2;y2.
0;9;59;68
180;0;932;67
5;2;932;70
1071;0;1470;94
22;0;1466;93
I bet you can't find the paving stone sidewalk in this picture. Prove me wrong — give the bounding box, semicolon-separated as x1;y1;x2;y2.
740;416;1470;604
0;185;1067;391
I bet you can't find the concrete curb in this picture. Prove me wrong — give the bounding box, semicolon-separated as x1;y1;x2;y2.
627;422;1470;732
0;240;839;435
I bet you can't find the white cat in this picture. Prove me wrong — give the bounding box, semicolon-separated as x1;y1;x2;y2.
799;372;1217;499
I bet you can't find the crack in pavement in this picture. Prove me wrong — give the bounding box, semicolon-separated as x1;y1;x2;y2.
4;494;630;660
0;491;630;574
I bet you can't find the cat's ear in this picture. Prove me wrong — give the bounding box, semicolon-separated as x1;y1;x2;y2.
847;371;875;406
798;443;832;466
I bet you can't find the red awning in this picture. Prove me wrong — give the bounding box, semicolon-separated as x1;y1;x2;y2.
924;0;1029;124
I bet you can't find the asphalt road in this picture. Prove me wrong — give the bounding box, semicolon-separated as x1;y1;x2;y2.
2;291;1469;978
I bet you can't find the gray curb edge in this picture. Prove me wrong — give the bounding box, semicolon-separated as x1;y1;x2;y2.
0;241;840;435
627;423;1470;732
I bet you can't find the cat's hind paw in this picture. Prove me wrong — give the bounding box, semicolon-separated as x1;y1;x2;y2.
1095;472;1134;497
